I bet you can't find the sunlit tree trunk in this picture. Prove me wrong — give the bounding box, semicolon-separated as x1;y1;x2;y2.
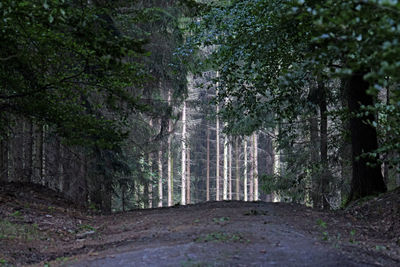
229;140;232;200
243;137;248;201
253;132;258;201
235;137;240;200
216;105;220;201
186;143;191;204
249;135;254;202
273;127;281;202
148;120;153;209
167;89;173;206
181;100;187;205
223;132;228;200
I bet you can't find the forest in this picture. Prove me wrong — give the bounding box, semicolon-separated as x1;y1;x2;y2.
0;0;400;266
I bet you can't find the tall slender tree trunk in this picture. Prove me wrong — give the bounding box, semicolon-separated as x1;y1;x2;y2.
167;89;173;206
158;143;163;208
253;132;258;201
273;126;281;202
347;72;386;201
229;140;232;200
216;105;220;201
148;120;153;209
223;133;228;200
244;137;248;201
41;125;46;185
235;137;240;200
249;135;254;202
186;144;191;204
181;101;187;205
206;124;210;201
148;156;153;209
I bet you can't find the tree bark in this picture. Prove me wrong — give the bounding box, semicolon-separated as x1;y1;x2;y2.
167;89;173;206
235;137;240;200
158;143;163;208
249;135;254;202
229;140;232;200
181;101;187;205
148;151;153;209
216;105;220;201
273;126;281;202
319;82;330;209
347;72;386;201
206;124;210;201
253;132;258;201
244;137;248;201
186;143;191;204
223;133;228;200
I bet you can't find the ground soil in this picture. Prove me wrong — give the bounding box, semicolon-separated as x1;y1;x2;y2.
0;182;399;266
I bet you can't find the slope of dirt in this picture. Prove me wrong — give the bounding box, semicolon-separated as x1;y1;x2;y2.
0;182;399;266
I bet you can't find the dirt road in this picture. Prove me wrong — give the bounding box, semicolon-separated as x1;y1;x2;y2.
65;202;397;266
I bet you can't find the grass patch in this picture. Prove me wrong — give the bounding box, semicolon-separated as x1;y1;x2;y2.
212;217;229;224
195;232;248;243
79;224;96;232
0;219;40;241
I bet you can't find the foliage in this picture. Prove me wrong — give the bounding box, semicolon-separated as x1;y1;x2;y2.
187;0;400;202
0;0;149;149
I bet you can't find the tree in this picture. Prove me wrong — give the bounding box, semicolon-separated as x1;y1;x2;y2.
181;101;187;205
253;132;258;201
188;0;397;205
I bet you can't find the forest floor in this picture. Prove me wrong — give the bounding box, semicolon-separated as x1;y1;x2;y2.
0;183;399;266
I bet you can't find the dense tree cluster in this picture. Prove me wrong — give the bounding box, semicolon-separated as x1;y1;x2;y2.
1;0;399;212
185;0;400;206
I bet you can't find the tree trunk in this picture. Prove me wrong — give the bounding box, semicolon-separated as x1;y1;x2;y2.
249;135;254;202
253;132;259;201
273;126;281;202
244;137;248;201
186;143;191;204
41;125;46;186
347;72;386;201
158;143;163;208
319;82;330;209
181;101;187;205
206;124;210;201
148;152;153;209
223;133;228;200
229;140;232;200
235;137;240;200
167;89;173;207
216;105;220;201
